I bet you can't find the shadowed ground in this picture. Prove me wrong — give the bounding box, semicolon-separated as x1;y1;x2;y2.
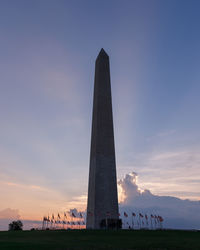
0;229;200;250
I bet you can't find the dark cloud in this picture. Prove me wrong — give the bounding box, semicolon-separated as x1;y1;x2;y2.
119;172;200;229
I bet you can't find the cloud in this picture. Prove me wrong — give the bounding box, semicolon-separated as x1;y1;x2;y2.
118;172;148;203
146;129;176;141
0;208;20;220
118;172;200;229
1;181;47;192
65;195;87;210
68;208;85;218
0;208;21;231
118;148;200;200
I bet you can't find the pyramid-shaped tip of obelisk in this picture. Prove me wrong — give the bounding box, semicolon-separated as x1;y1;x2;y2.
96;48;109;60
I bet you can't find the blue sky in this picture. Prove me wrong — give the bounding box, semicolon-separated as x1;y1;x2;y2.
0;0;200;221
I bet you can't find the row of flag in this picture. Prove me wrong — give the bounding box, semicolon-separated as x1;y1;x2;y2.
43;212;83;222
121;212;164;229
44;212;163;220
42;212;85;230
122;212;164;222
42;211;164;230
43;218;85;225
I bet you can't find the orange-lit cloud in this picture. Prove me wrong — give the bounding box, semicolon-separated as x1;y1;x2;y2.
0;208;20;220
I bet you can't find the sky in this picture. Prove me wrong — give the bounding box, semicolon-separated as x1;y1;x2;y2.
0;0;200;230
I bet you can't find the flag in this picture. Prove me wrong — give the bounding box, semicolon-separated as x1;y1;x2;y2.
58;213;60;219
64;212;67;218
63;221;66;224
82;221;85;225
79;213;83;218
151;214;154;218
52;214;54;220
145;214;148;220
139;213;143;218
77;221;80;225
124;212;128;217
72;212;76;218
132;212;136;217
158;216;164;222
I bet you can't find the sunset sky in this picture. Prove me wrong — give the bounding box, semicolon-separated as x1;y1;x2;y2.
0;0;200;226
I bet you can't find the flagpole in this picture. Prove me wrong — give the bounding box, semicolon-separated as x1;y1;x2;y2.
154;216;157;229
132;214;133;229
106;212;108;229
46;215;48;228
139;216;141;229
42;217;44;230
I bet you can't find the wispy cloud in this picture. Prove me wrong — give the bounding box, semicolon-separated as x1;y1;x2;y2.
118;147;200;200
65;195;87;209
1;181;47;192
146;129;176;141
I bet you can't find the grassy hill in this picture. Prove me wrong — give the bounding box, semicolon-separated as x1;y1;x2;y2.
0;229;200;250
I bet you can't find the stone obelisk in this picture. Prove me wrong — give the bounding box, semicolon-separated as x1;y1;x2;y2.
86;49;119;229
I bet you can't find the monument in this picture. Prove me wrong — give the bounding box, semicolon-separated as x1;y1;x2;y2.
86;49;120;229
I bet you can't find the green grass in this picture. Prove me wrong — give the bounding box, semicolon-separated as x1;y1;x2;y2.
0;229;200;250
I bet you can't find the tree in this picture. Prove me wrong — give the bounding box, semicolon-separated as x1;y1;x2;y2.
8;220;23;231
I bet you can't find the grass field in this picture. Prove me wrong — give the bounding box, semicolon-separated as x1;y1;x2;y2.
0;229;200;250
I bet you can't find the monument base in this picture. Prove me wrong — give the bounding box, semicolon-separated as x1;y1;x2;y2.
100;218;122;229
